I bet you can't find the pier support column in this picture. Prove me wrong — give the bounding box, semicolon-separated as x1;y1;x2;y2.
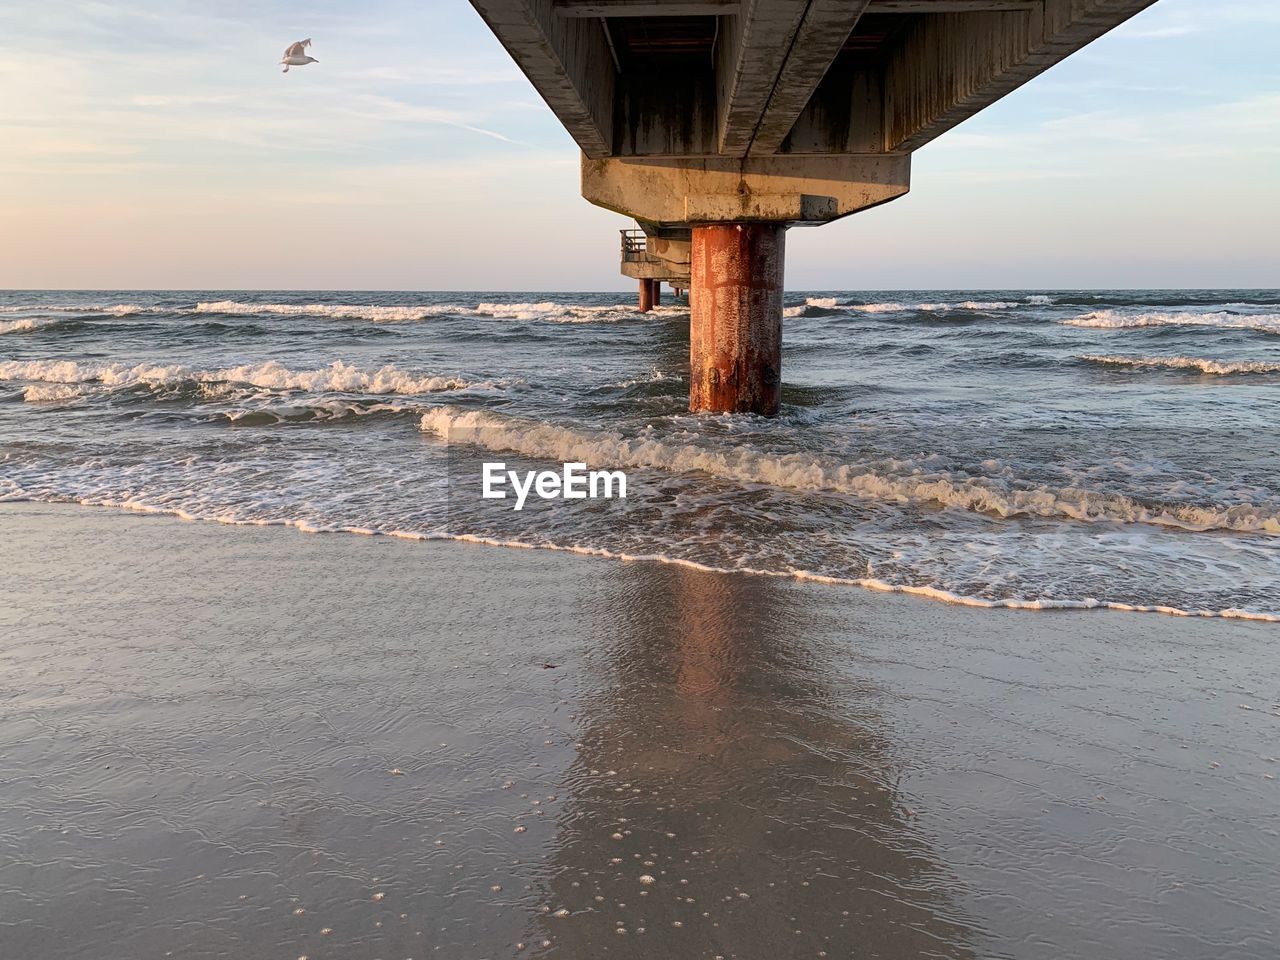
652;281;662;307
638;278;655;313
689;223;786;416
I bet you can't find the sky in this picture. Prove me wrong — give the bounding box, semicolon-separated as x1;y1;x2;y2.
0;0;1276;291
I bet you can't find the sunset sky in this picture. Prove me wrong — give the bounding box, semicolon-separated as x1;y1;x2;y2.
1;0;1276;290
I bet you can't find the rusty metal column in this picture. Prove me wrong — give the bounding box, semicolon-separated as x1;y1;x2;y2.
638;278;654;313
652;281;662;307
689;223;786;416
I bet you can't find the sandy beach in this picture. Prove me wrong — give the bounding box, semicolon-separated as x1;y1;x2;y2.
2;502;1276;959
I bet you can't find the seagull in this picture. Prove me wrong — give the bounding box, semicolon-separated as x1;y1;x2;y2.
280;38;318;73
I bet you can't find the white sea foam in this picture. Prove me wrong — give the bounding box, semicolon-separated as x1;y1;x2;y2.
1028;295;1056;306
611;368;683;388
0;359;508;395
0;304;145;316
195;300;468;322
839;300;1019;314
846;302;910;313
221;399;423;423
920;300;1018;311
1065;310;1280;334
22;383;84;402
1080;354;1280;376
784;297;840;317
420;407;1280;535
0;318;46;335
193;300;672;324
476;301;667;322
6;489;1276;622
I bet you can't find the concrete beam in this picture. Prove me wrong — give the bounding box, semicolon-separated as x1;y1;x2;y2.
884;0;1159;152
468;0;615;158
867;0;1038;10
555;0;739;15
622;261;692;280
717;0;871;157
748;0;873;157
716;1;805;157
582;153;910;226
779;61;882;154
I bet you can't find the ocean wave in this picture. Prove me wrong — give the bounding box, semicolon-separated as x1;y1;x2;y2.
1079;354;1280;376
221;399;424;425
0;318;50;335
838;300;1019;314
4;490;1275;622
0;359;509;396
476;301;676;323
195;300;466;322
784;297;841;318
782;299;1022;318
1065;309;1280;334
0;304;144;316
420;407;1280;536
22;383;84;403
193;300;673;324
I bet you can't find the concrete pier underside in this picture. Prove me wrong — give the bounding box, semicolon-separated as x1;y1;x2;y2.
468;0;1161;415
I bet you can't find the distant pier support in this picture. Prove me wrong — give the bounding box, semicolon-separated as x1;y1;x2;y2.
638;278;655;313
690;224;785;417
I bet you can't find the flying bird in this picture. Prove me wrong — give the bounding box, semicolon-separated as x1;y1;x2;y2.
280;38;318;73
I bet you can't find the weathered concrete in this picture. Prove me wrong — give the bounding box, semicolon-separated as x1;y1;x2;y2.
467;0;615;157
474;0;1159;162
885;0;1161;151
620;227;692;282
583;154;911;226
469;0;1163;415
744;0;873;157
689;223;785;416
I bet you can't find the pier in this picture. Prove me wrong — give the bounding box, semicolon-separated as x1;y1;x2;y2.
468;0;1160;414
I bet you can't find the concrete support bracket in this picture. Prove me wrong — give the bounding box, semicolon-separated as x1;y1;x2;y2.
583;154;911;227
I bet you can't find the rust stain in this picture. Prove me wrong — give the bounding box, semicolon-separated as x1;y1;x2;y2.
689;223;786;416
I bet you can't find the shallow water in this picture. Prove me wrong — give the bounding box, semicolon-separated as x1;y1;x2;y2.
1;288;1278;617
2;505;1277;960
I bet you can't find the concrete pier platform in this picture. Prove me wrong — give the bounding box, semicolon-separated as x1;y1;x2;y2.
470;0;1162;413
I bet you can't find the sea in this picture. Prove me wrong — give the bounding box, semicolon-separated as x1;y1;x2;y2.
2;289;1278;620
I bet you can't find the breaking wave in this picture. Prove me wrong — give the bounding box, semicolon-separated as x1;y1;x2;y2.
22;383;84;403
1065;310;1280;334
784;297;841;318
220;400;425;425
420;407;1280;536
0;304;146;316
0;318;52;335
1079;354;1280;376
784;299;1025;318
194;300;675;324
0;359;510;396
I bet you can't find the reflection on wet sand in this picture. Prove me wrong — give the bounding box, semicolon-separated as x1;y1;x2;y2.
532;563;978;958
5;506;1276;960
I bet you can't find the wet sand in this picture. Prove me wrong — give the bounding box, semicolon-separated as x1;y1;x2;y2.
1;502;1277;959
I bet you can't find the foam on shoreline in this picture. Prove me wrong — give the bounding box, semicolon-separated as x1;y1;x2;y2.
419;406;1280;536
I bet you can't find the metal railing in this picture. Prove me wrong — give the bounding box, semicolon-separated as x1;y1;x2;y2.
621;229;659;263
